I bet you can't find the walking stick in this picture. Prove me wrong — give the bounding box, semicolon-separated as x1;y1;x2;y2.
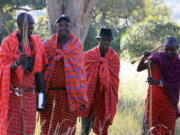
147;60;152;135
20;14;28;135
131;45;162;64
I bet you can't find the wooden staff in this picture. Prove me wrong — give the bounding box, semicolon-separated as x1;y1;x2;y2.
131;45;162;64
20;14;28;135
147;60;152;134
22;14;28;53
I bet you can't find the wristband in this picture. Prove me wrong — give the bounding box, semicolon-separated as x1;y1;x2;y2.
13;60;19;68
159;80;163;87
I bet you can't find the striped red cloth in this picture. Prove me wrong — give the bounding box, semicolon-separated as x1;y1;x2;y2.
0;31;47;135
43;33;88;112
81;46;120;134
41;49;78;134
145;64;176;135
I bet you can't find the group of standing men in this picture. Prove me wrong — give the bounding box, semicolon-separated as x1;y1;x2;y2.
0;12;120;135
0;12;180;135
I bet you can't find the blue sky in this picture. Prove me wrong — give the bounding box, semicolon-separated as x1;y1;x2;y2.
164;0;180;23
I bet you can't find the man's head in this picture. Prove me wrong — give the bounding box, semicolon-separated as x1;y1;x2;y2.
17;12;35;36
97;28;113;51
56;14;71;38
163;36;179;58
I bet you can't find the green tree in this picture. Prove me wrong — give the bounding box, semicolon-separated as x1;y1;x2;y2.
85;0;172;53
0;0;45;43
33;14;50;41
85;0;149;52
121;16;180;58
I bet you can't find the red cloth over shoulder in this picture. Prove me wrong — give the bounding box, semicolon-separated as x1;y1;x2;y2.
82;46;120;124
0;31;47;135
43;33;88;112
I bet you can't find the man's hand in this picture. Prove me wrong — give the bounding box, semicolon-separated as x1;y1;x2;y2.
16;54;26;65
147;77;160;85
80;104;86;110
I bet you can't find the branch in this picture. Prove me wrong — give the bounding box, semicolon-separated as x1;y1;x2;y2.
6;6;42;13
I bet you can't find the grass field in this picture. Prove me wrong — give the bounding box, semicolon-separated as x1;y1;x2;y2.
35;60;180;135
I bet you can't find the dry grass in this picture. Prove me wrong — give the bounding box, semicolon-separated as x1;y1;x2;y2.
35;60;180;135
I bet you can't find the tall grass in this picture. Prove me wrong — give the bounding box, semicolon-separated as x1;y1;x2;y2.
35;60;180;135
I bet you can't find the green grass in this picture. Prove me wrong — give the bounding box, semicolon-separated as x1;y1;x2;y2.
35;60;180;135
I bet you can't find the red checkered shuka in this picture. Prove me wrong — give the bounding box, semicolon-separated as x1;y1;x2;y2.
7;87;36;135
49;59;65;88
40;58;77;135
145;64;176;135
0;31;47;135
40;90;78;135
43;33;88;112
90;81;110;135
81;46;120;134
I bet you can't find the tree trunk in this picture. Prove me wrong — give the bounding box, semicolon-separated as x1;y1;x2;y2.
46;0;98;43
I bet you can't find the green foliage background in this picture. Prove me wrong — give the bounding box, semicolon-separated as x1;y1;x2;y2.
121;16;180;58
1;0;180;58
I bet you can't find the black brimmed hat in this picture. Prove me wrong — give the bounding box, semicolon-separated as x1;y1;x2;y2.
96;28;113;39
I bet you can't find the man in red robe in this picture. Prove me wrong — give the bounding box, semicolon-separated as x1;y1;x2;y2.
0;12;47;135
137;36;180;135
81;28;120;135
40;14;88;135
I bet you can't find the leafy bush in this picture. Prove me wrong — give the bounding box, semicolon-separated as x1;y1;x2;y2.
33;13;50;41
0;15;16;44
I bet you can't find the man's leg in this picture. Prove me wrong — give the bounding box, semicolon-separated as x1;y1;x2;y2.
141;113;147;135
81;117;92;135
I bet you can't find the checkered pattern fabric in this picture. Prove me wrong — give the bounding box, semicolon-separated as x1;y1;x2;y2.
49;58;65;88
40;90;78;135
81;46;120;135
81;47;120;123
7;89;36;135
43;33;88;112
0;31;47;135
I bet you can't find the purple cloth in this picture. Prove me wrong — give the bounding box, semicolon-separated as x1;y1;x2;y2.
150;52;180;106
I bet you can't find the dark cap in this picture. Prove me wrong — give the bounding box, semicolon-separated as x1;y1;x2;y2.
163;36;179;47
96;28;113;39
56;14;71;23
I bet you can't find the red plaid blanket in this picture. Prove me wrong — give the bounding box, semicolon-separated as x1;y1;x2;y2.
43;33;88;112
82;46;120;124
0;31;47;134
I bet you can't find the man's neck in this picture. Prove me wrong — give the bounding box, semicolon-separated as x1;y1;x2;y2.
58;35;69;45
100;47;108;57
17;32;22;42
